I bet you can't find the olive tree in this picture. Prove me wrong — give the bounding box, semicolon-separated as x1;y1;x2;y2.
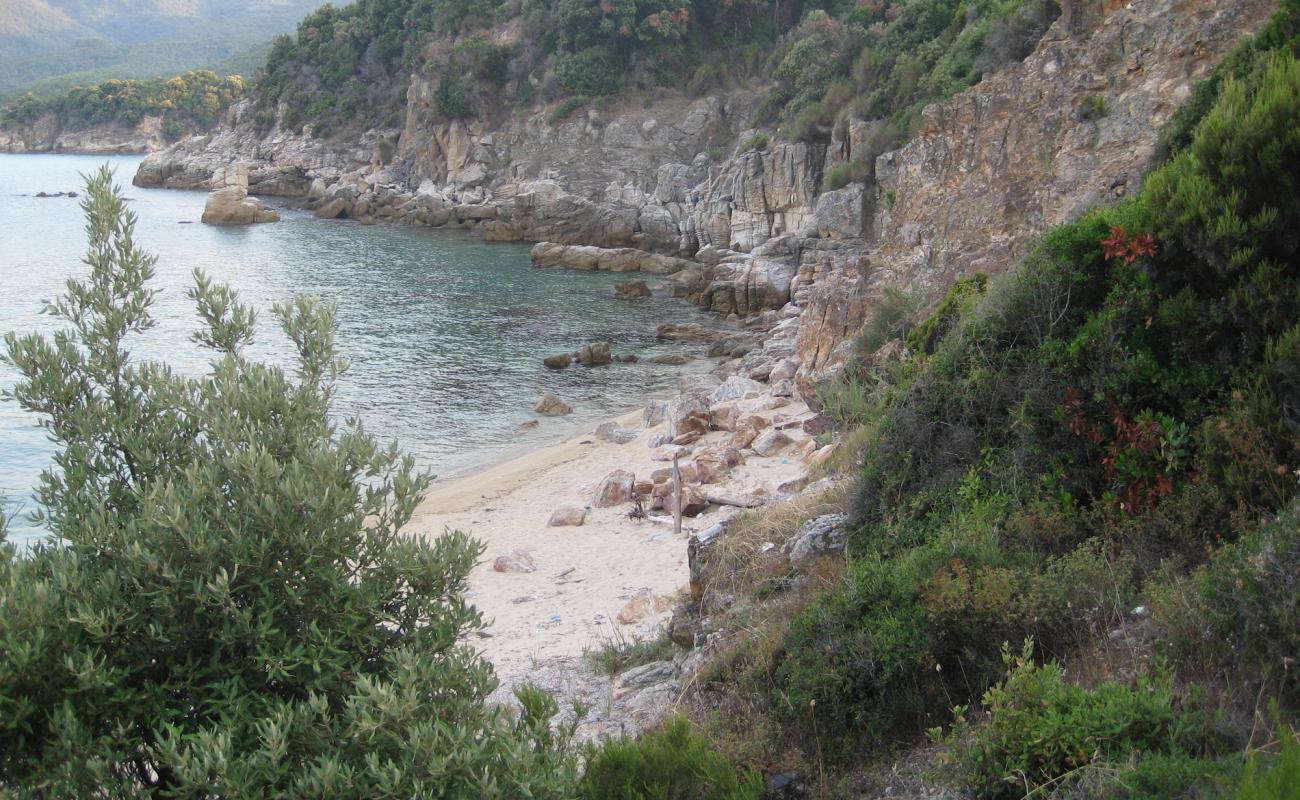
0;167;577;797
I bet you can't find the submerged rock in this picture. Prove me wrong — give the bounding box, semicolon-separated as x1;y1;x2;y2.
534;393;573;416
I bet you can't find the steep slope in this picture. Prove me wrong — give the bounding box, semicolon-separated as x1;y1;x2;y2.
137;0;1276;393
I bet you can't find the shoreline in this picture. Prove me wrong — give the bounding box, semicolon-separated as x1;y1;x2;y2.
405;360;828;738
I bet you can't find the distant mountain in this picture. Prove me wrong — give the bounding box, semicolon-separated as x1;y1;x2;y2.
0;1;326;99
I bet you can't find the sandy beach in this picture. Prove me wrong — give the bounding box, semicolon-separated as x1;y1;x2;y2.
406;387;821;733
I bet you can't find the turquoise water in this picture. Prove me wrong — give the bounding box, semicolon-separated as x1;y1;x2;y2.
0;153;714;544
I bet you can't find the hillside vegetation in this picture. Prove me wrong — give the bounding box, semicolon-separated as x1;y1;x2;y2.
0;0;324;100
253;0;1056;147
1;71;245;141
680;5;1300;795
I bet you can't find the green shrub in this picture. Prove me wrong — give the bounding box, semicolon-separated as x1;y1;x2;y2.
0;169;578;796
580;716;762;800
554;48;620;97
1153;500;1300;696
1235;716;1300;799
947;642;1234;800
549;95;589;124
742;133;769;152
435;74;473;118
905;273;988;357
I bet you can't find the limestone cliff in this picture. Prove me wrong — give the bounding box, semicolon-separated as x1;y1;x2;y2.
0;113;168;153
134;0;1276;381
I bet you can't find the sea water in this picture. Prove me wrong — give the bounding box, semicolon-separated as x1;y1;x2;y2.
0;153;716;544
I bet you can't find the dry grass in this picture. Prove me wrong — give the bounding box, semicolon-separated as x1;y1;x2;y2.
698;482;851;613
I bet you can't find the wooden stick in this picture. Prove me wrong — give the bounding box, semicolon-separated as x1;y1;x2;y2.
672;451;683;536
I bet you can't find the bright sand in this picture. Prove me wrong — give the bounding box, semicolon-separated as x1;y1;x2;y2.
406;402;815;689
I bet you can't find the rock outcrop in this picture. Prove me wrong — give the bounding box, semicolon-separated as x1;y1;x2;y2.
0;114;168;154
133;0;1273;385
200;186;280;225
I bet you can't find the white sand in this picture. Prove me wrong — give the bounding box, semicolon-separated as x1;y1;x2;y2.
406;401;816;687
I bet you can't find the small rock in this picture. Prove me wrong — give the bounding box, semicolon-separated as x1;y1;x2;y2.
710;376;765;404
787;514;849;570
616;589;670;625
770;379;795;398
614;279;652;299
543;353;573;369
519;419;540;429
593;469;636;507
643;400;668;428
656;322;724;342
578;341;612;366
595;421;638;444
752;429;793;457
493;549;537;573
547;506;587;527
809;443;840;468
802;415;833;436
618;660;678;689
534;393;573;416
651;352;692;366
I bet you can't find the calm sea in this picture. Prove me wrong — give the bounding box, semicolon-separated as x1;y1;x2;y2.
0;153;713;544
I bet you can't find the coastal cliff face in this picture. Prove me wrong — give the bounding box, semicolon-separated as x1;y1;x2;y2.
0;113;168;153
134;0;1276;378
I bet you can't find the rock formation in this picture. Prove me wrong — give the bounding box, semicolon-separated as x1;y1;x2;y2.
133;0;1273;383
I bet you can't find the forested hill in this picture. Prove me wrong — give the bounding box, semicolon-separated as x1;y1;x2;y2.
252;0;1058;148
0;0;326;99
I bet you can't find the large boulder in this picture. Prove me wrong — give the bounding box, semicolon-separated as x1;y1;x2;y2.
593;469;636;507
543;353;573;369
200;186;279;226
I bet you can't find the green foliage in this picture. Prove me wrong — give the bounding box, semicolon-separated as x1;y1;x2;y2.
579;716;763;800
947;642;1234;800
0;1;321;101
554;48;621;97
2;71;244;133
1235;715;1300;800
435;74;473;119
767;42;1300;763
904;273;988;356
0;169;578;796
549;95;591;124
1154;500;1300;698
763;0;1059;140
585;631;675;678
822;158;872;191
742;133;769;152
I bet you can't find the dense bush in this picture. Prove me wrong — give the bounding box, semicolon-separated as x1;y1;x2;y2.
770;37;1300;761
947;642;1235;799
0;169;577;796
1;71;244;133
1153;500;1300;698
1234;716;1300;800
580;716;762;800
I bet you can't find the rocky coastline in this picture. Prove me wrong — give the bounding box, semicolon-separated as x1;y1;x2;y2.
0;113;170;154
123;0;1276;737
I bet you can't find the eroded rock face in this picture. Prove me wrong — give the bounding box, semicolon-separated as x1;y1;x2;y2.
133;0;1271;386
200;186;280;226
792;0;1275;373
